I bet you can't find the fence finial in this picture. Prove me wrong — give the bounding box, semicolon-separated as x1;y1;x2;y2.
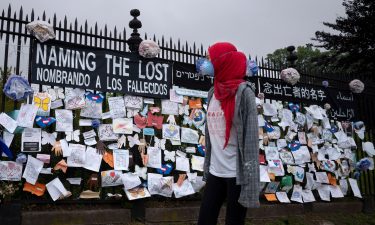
127;9;143;52
286;45;298;68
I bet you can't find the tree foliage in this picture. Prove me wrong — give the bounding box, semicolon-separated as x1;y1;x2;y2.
265;44;323;72
313;0;375;74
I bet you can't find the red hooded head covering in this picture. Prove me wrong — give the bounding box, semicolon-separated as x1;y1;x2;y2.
208;42;247;148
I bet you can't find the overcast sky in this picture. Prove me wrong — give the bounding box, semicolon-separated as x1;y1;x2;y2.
1;0;345;58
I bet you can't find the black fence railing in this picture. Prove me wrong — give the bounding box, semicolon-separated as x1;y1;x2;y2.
0;5;374;205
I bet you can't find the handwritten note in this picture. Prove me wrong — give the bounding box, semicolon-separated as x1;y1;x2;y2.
147;147;162;169
124;95;143;109
22;155;43;185
0;161;22;181
17;104;39;128
83;130;96;139
67;144;86;167
98;124;118;141
108;96;126;118
83;147;102;172
0;112;18;133
113;149;129;171
181;127;199;144
161;100;179;115
55;109;73;132
80;99;102;119
64;88;86;109
46;177;70;201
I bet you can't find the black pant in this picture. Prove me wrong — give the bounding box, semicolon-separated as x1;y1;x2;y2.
197;173;247;225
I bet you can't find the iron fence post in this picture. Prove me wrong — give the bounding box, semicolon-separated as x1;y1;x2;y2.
127;9;142;53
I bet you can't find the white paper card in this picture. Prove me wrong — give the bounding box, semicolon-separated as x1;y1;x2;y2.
108;96;126;118
113;149;129;171
113;118;133;134
317;184;331;201
339;179;348;195
301;189;316;202
290;185;303;203
0;112;18;133
315;172;329;184
144;98;154;104
148;173;173;197
50;99;64;109
169;89;184;103
3;131;14;147
46;177;70;201
83;130;96;139
260;165;271;182
348;178;362;198
17;104;38;128
55;109;73;132
84;137;97;146
102;111;112;120
191;155;204;172
0;161;22;181
124;95;143;109
21;128;42;152
265;146;279;160
330;185;344;198
98;124;118;141
147;147;162;169
305;172;315;190
181;127;199;144
161;100;179;115
101;170;123;187
67;144;86;167
173;180;195;198
79;119;92;126
67;178;82;185
60;139;70;157
22;155;43;185
276;192;291;203
121;172;142;190
292;146;311;164
176;156;190;172
84;147;102;172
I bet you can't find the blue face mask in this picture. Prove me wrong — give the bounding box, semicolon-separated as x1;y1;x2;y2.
246;60;258;77
196;57;214;77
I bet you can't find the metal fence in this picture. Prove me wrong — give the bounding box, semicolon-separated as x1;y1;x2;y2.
0;5;374;204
